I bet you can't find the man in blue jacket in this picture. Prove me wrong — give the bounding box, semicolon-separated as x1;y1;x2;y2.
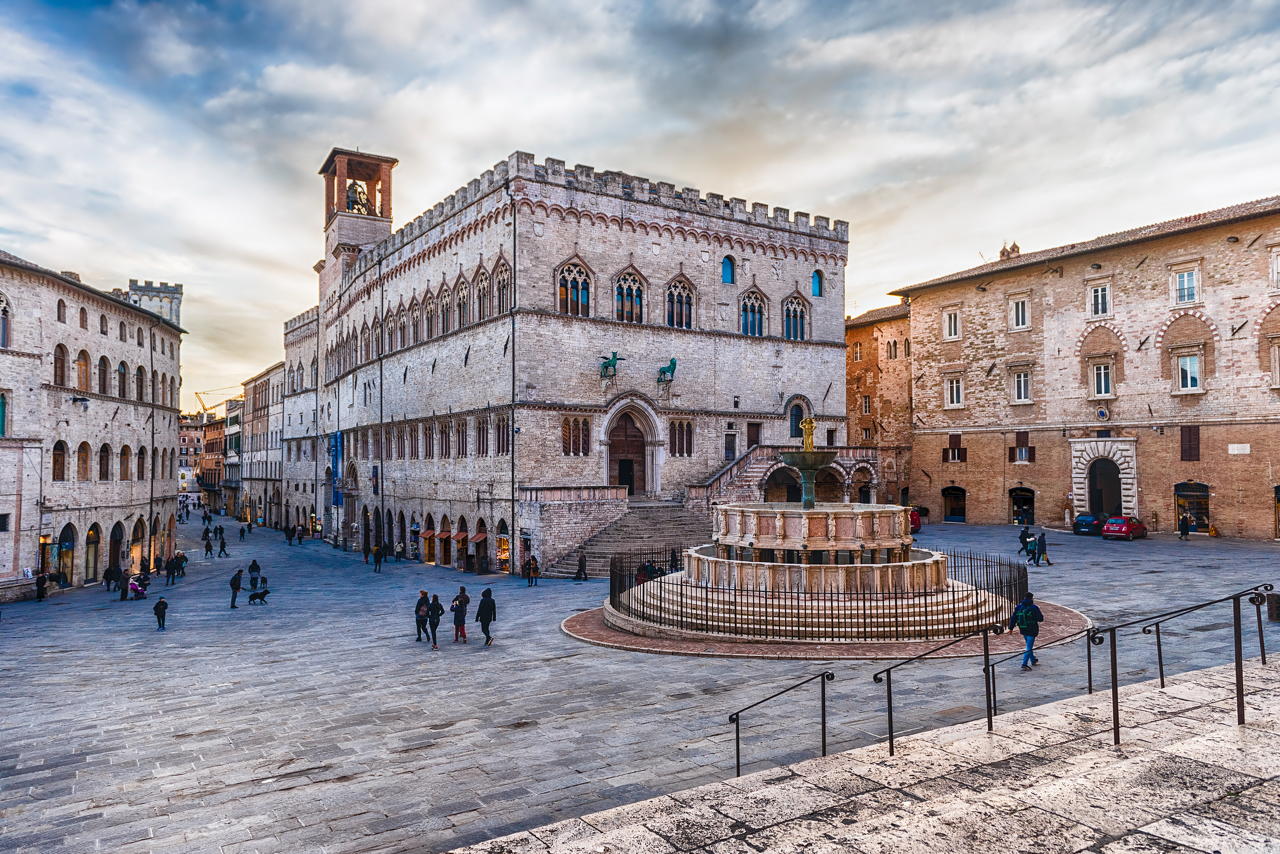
1010;592;1044;671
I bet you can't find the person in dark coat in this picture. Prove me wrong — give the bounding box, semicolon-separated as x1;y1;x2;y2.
34;571;48;601
1036;532;1053;566
476;588;496;646
362;542;371;564
285;528;294;547
1016;526;1032;555
426;595;444;649
1010;592;1045;670
229;569;244;609
1178;513;1191;540
239;525;246;541
204;538;214;558
529;556;540;586
217;537;229;557
104;565;120;592
522;557;533;587
414;590;431;642
450;587;470;643
248;560;261;590
153;597;168;631
574;550;588;581
372;545;383;573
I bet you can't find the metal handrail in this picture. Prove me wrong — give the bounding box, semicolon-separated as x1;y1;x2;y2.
1089;583;1274;745
871;622;1005;756
728;670;835;777
1140;585;1272;688
986;629;1092;718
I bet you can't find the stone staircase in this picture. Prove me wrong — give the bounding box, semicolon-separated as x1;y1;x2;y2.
543;501;713;578
449;657;1280;853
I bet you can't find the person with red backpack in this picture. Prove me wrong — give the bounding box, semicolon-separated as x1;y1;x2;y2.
1010;592;1044;671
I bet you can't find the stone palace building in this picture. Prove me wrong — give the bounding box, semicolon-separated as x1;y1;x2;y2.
892;195;1280;539
252;147;855;571
0;251;183;600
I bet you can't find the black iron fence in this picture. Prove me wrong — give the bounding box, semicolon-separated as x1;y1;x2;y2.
609;547;1027;643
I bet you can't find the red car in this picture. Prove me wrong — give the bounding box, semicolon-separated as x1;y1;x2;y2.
1102;516;1148;540
909;507;921;534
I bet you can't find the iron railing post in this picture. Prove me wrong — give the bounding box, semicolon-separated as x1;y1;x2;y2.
1108;628;1120;746
1086;628;1094;694
732;713;741;777
885;669;895;756
1233;595;1245;726
989;657;997;718
982;627;994;732
1254;594;1268;665
820;671;829;757
1155;624;1165;689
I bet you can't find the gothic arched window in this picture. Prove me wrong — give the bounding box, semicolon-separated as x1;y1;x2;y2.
117;361;128;397
666;279;694;329
561;417;591;456
136;366;146;401
98;443;112;480
75;350;90;391
456;285;469;327
56;299;66;323
475;270;490;321
614;271;644;323
557;262;591;317
495;261;512;313
98;356;110;394
721;256;736;284
76;442;91;480
740;292;765;337
52;440;67;481
811;270;824;297
783;297;807;341
53;344;68;385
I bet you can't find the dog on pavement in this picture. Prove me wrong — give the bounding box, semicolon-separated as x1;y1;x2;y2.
247;588;270;605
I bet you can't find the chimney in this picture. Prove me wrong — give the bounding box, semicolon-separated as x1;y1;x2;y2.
60;271;81;282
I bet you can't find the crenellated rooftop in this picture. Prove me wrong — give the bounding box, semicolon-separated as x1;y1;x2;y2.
284;305;319;333
348;152;849;285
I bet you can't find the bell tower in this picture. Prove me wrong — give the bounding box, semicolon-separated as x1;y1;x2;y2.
317;147;399;301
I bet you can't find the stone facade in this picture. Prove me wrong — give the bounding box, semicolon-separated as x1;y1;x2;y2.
282;307;321;534
114;279;183;326
0;250;183;600
895;196;1280;538
249;148;849;571
240;362;283;527
221;398;242;517
198;414;224;509
845;302;912;505
178;413;203;503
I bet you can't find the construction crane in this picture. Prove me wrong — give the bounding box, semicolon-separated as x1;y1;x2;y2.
193;386;242;414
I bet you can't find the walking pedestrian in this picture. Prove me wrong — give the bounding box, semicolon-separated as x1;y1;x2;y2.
204;539;214;558
153;597;168;631
1024;536;1038;568
415;590;431;642
476;588;496;646
522;557;533;587
34;571;48;601
229;569;243;608
451;587;470;643
248;560;262;591
530;556;540;586
1036;531;1053;566
363;542;371;565
1016;525;1032;555
177;551;188;577
104;565;120;592
575;550;588;581
1178;513;1190;540
373;545;383;573
1010;592;1045;670
120;572;131;601
285;529;294;547
239;525;246;541
426;594;444;649
140;555;150;576
217;537;229;558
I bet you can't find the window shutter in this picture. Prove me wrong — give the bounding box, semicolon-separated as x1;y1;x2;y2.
948;433;962;449
958;448;968;463
1008;446;1016;463
1015;431;1029;447
942;448;949;463
1028;446;1036;462
1180;425;1200;461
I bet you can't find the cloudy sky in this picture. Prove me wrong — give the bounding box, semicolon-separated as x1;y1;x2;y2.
3;0;1279;409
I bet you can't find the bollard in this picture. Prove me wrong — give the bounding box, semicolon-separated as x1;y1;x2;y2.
1268;593;1280;622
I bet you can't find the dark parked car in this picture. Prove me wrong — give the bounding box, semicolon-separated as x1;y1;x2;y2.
1073;514;1104;536
1102;516;1148;540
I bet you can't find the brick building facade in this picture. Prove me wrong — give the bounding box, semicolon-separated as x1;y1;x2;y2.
895;195;1280;539
240;363;283;527
845;302;912;504
0;249;183;600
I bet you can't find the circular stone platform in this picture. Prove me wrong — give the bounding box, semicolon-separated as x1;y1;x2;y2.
562;600;1090;661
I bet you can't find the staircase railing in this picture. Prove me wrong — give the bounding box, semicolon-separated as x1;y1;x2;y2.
871;623;1005;755
985;628;1092;717
687;444;883;506
1089;583;1274;744
728;670;835;777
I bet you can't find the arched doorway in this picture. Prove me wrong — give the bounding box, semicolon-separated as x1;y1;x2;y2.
474;519;489;573
764;467;801;502
457;517;470;572
361;505;371;554
373;509;383;556
789;403;805;438
1009;487;1035;525
397;512;406;559
1088;458;1122;517
608;413;648;496
129;518;146;571
851;468;873;503
942;486;967;523
1174;481;1210;533
437;515;452;566
816;468;843;503
384;509;394;556
85;524;101;582
57;523;76;583
423;513;436;563
108;521;124;572
495;519;511;573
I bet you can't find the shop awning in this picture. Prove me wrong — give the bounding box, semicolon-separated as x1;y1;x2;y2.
452;531;468;541
418;529;435;539
469;532;487;543
435;530;452;539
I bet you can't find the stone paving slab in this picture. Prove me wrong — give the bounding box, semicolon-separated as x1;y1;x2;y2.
0;521;1275;852
449;658;1280;853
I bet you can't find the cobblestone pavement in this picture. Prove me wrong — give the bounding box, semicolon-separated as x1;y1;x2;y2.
0;519;1276;853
